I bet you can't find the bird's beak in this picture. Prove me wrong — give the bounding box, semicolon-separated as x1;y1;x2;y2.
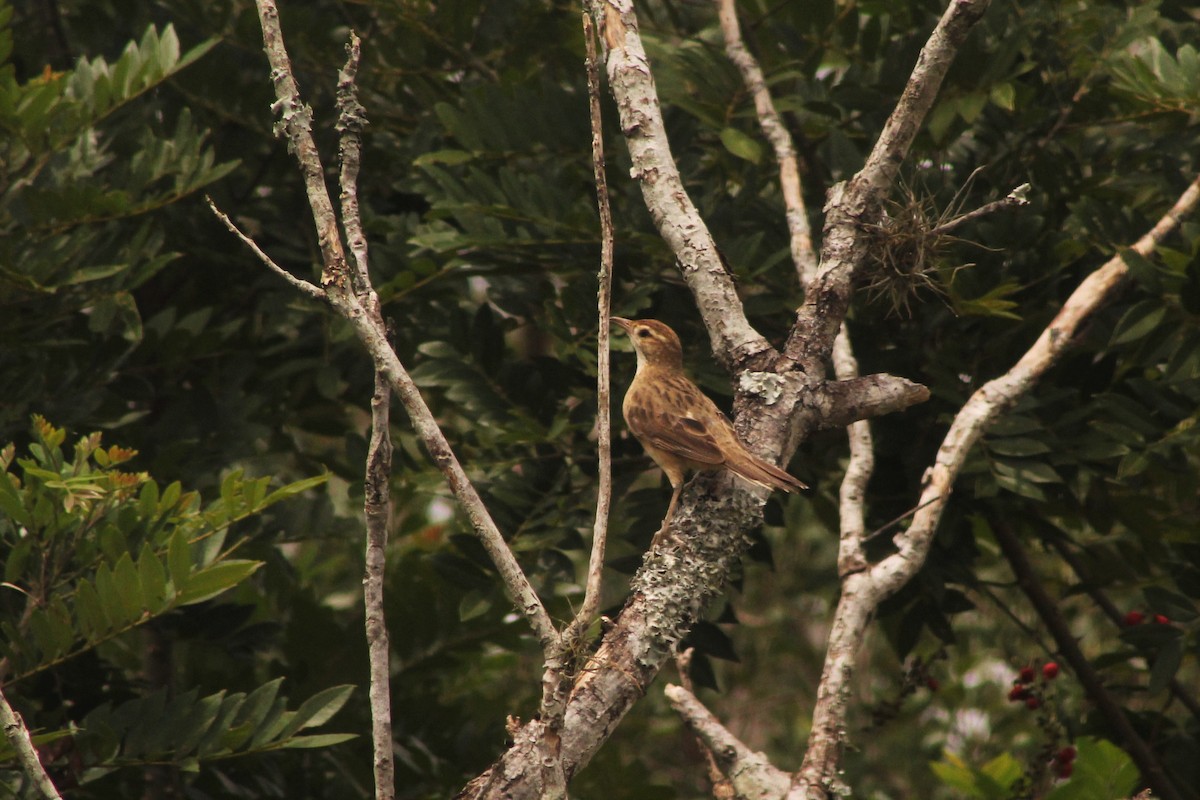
610;316;633;334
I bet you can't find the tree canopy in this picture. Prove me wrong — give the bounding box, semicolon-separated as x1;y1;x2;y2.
1;0;1198;798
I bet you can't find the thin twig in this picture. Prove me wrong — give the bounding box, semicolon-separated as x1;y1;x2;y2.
663;682;789;798
563;9;615;657
673;649;735;799
335;31;372;298
363;369;396;800
927;183;1030;237
333;32;396;800
990;518;1184;800
714;0;817;283
247;0;558;652
0;686;63;800
206;196;326;300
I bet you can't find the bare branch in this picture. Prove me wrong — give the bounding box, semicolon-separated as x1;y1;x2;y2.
562;9;615;654
791;175;1200;797
665;683;790;800
0;686;63;800
715;0;817;284
714;0;878;592
252;0;349;290
364;370;396;800
673;649;735;799
831;329;874;577
882;174;1200;592
928;183;1031;237
206;197;326;300
786;0;992;369
247;0;558;652
858;0;992;200
335;31;372;298
804;373;930;429
590;0;770;370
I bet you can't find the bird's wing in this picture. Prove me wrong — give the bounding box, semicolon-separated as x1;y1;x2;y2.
625;381;727;466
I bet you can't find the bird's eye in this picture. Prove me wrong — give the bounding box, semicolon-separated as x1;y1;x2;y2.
637;328;651;338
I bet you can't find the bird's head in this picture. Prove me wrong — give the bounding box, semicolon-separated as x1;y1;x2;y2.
611;317;684;371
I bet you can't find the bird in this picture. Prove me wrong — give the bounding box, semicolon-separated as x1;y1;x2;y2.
611;317;807;537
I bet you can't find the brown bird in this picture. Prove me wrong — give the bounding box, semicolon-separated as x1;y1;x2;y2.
611;317;807;535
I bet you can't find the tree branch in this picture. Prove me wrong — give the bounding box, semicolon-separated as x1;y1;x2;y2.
665;682;791;799
0;686;63;800
560;8;615;659
788;175;1200;796
206;198;326;300
590;0;770;370
244;0;558;652
804;373;931;430
363;370;396;800
786;0;992;370
714;0;817;284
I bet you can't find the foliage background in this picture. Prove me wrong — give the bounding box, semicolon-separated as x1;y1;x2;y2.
2;0;1198;797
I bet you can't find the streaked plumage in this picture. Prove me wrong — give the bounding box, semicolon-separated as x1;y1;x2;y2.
612;317;806;533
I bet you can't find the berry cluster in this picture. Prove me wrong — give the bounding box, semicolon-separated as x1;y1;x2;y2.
1123;610;1171;626
1052;745;1077;779
1006;659;1076;793
1007;661;1060;710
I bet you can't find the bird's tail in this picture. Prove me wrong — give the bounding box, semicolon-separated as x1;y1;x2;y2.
727;450;808;493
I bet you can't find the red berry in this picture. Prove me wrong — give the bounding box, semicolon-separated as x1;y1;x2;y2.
1154;614;1171;625
1123;610;1145;626
1042;662;1060;680
1008;685;1029;701
1057;762;1073;779
1056;746;1077;763
1025;696;1041;710
1019;666;1036;683
926;677;940;692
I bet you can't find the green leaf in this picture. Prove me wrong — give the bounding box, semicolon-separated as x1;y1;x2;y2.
137;542;169;612
112;552;145;620
1044;738;1137;800
1148;638;1183;695
279;733;358;749
167;527;192;589
175;560;261;606
1110;300;1166;346
986;437;1052;457
0;474;29;526
230;678;284;740
94;564;129;627
259;473;329;507
75;579;110;639
274;685;355;741
719;127;763;164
